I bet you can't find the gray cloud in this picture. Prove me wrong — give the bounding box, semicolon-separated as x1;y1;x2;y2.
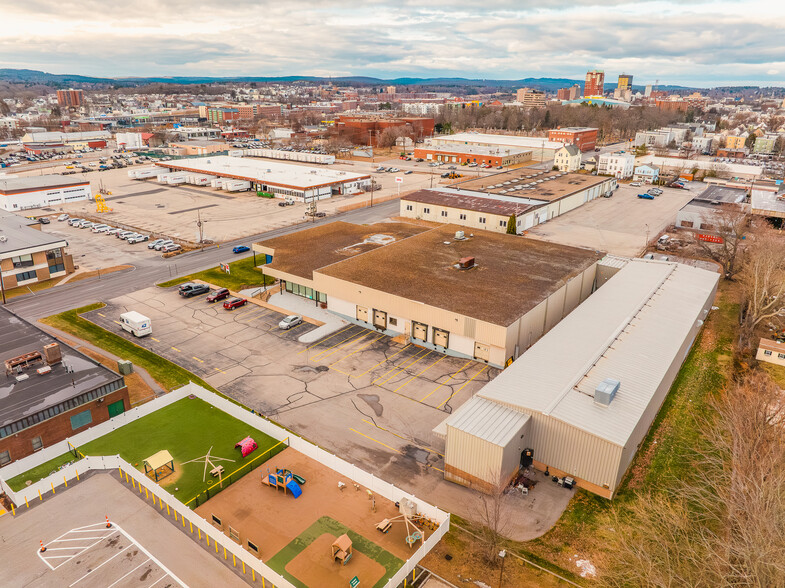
1;1;783;86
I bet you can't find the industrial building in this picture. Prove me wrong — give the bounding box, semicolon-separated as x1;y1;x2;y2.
402;170;615;232
428;133;565;162
0;307;128;465
21;131;110;153
332;115;435;146
412;144;532;167
155;155;370;201
750;180;785;219
547;127;598;152
167;140;231;157
254;222;602;368
0;210;75;291
0;175;92;211
439;258;719;498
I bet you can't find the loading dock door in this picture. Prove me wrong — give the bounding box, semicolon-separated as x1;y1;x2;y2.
356;306;369;322
433;328;449;348
373;309;387;330
474;342;491;362
412;321;428;341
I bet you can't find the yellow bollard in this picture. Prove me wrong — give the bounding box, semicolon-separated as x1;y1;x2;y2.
174;510;177;522
51;482;55;495
224;547;227;560
160;499;164;511
190;521;193;533
262;577;265;588
232;554;236;567
252;569;255;581
64;476;68;488
125;472;129;483
76;469;80;481
413;569;416;581
242;561;245;574
132;478;135;489
11;503;15;516
182;516;186;528
166;504;170;515
198;528;201;540
25;496;29;508
118;466;122;475
145;488;148;499
38;489;42;501
215;541;218;554
206;534;209;547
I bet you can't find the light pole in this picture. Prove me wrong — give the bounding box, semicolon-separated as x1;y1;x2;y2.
0;265;6;305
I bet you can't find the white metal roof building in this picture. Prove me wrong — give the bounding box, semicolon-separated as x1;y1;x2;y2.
441;258;719;498
429;133;565;161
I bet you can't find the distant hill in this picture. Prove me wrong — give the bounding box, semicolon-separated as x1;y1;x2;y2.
0;68;115;85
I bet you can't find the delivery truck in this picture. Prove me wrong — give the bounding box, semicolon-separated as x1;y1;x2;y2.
119;311;152;337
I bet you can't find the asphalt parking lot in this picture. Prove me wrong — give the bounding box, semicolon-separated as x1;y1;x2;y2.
527;183;695;256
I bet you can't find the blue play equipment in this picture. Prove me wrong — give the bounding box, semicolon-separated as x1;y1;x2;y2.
262;467;302;498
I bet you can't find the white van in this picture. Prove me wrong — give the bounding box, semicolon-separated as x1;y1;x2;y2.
120;311;152;337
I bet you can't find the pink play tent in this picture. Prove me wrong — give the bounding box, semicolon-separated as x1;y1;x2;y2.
235;436;258;457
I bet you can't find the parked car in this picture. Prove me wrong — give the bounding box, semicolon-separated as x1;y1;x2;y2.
278;315;303;330
637;193;655;200
38;217;51;224
57;214;69;222
154;240;174;250
206;288;230;303
117;230;135;239
180;283;209;297
106;228;123;236
232;245;250;254
91;224;109;233
178;282;196;293
148;238;167;249
630;182;642;187
404;170;413;174
78;220;95;229
127;234;149;244
94;225;114;233
223;297;248;310
161;243;181;253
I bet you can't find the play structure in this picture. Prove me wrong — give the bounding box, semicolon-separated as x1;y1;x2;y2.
262;467;302;498
331;534;353;566
235;436;258;457
376;498;426;549
181;446;236;486
143;450;175;482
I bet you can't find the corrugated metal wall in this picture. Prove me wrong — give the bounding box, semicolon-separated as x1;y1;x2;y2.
445;425;503;487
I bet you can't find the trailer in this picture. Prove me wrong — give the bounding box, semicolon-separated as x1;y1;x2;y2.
225;180;251;192
119;311;152;337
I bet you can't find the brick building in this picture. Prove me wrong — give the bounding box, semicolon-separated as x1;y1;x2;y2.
413;144;532;166
0;308;128;466
584;70;605;97
557;85;581;100
56;89;84;108
333;115;434;146
548;127;598;152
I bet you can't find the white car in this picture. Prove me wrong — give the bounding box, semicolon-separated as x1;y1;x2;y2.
279;315;303;330
148;238;166;249
154;240;174;251
160;243;181;253
127;234;149;244
105;228;122;236
57;214;69;222
117;230;135;239
91;224;109;233
630;182;642;187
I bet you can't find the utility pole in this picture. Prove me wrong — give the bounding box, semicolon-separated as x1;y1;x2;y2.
369;177;374;208
197;209;204;251
0;266;6;304
498;550;506;588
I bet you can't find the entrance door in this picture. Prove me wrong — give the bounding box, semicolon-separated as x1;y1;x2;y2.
356;306;369;322
433;328;449;348
107;400;125;418
474;342;491;362
412;322;428;341
373;309;387;330
521;448;533;468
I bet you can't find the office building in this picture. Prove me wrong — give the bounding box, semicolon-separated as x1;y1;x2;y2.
584;70;605;97
56;89;84;108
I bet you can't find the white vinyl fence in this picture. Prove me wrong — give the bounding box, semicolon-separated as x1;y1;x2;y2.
0;383;449;588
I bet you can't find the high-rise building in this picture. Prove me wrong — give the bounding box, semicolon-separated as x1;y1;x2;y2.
557;85;581;101
617;74;633;91
56;89;84;108
516;87;545;107
644;84;653;97
584;70;605;97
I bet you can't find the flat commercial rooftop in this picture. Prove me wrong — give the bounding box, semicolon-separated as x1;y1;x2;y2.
255;221;429;280
0;174;90;193
452;170;608;202
317;224;602;325
158;155;370;190
477;259;719;446
0;308;123;428
402;189;534;216
433;132;564;151
417;144;531;157
0;210;68;255
696;185;747;203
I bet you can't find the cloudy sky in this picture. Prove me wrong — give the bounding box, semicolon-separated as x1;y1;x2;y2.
2;0;783;86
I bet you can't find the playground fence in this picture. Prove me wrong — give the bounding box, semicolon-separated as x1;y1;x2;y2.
0;383;450;588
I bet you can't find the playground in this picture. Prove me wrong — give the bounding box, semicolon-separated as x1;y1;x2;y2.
6;397;284;504
196;446;434;588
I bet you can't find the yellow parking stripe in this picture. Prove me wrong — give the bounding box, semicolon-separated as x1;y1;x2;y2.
349;428;402;454
97;312;106;317
214;367;226;374
317;332;375;362
297;325;355;355
192;356;204;363
436;365;489;409
391;354;448;393
171;347;181;352
374;349;432;387
150;337;160;342
236;307;270;322
420;359;474;403
113;320;121;325
330;334;386;367
351;344;411;379
310;330;369;361
361;419;444;457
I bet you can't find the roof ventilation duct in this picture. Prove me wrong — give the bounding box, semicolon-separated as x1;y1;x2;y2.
594;378;620;406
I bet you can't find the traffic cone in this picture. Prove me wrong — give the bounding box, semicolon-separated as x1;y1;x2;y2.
105;515;112;529
39;540;46;553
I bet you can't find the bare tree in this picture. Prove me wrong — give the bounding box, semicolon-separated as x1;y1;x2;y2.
473;475;512;564
739;229;785;347
694;203;750;279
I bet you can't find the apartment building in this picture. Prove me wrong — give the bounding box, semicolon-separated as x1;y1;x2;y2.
597;151;636;178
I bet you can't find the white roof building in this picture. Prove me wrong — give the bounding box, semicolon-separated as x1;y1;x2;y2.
430;132;565;161
441;258;719;497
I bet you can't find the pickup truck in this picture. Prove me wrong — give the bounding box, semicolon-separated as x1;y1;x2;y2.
637;193;655;200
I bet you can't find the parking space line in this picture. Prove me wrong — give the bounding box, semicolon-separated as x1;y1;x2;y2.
437;365;489;409
297;325;355;355
420;359;475;403
361;419;444;457
112;320;121;325
351;344;411;379
146;575;168;588
214;367;226;374
374;349;432;387
371;347;428;385
236;307;271;323
96;312;106;317
192;356;204;363
310;330;369;361
349;428;402;454
330;333;386;367
391;354;448;394
150;337;160;342
69;544;132;587
106;558;151;588
170;347;181;352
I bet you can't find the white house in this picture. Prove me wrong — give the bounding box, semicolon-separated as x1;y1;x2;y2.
553;145;581;172
597;152;635;179
633;165;660;184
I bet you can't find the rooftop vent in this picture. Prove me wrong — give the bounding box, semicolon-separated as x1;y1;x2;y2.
454;231;466;240
595;378;620;406
456;256;475;270
43;343;62;365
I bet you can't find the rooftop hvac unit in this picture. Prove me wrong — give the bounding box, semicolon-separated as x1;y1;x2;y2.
454;231;465;240
595;378;620;406
0;236;7;243
457;256;475;270
117;360;134;375
43;343;62;365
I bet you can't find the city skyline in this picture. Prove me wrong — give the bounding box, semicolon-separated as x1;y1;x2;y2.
2;0;783;87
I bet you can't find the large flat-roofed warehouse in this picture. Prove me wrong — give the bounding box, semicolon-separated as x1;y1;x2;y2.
0;308;128;466
156;155;371;201
413;144;532;167
428;132;566;161
439;258;719;497
255;222;602;367
401;171;615;233
0;175;92;211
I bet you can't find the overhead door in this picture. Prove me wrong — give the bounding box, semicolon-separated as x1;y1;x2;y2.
474;342;491;362
433;328;449;348
356;306;369;322
373;309;387;329
107;400;125;418
412;321;428;341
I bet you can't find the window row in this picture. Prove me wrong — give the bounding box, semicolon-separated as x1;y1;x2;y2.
762;350;785;359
